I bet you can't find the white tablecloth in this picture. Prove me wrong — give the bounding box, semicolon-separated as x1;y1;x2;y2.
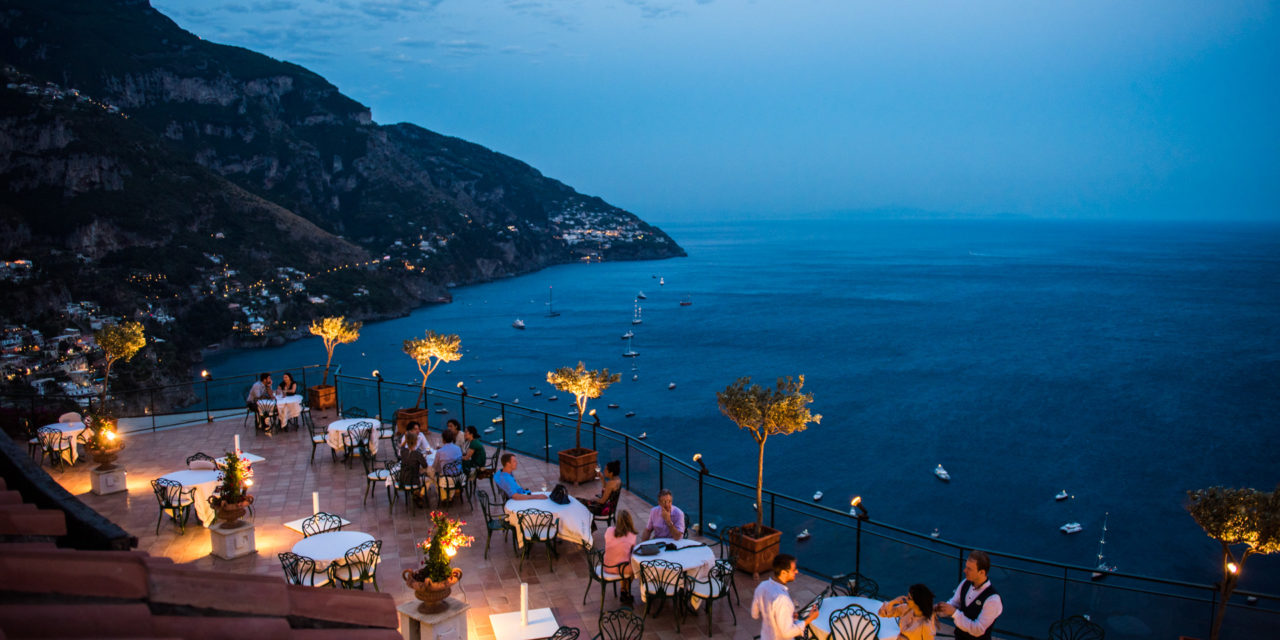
259;394;303;424
43;422;85;464
158;469;222;527
291;530;374;568
630;538;716;603
325;418;379;455
505;495;594;549
809;596;900;640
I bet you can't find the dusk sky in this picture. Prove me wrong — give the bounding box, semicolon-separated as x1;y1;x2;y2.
151;0;1279;223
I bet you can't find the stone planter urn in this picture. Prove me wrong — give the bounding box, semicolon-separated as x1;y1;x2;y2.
86;443;125;472
404;567;462;614
211;495;254;529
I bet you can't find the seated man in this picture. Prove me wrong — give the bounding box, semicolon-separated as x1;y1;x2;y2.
246;372;272;404
399;421;431;457
431;430;465;502
640;488;685;541
493;453;544;501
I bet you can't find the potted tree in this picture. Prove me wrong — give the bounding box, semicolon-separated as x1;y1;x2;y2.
717;375;821;574
403;511;474;613
82;412;125;471
209;449;255;529
547;362;619;484
94;320;145;406
400;330;462;434
307;316;361;410
1185;486;1280;640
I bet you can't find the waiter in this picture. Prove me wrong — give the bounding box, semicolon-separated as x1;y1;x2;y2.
935;550;1003;640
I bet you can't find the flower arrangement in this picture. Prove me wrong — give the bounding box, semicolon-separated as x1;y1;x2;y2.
82;411;122;452
211;449;254;507
412;511;474;583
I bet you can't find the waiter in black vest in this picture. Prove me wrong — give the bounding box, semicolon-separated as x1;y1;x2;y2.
935;550;1003;640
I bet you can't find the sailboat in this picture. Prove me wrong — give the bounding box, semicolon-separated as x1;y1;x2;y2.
637;291;647;300
631;303;643;325
1091;512;1117;580
545;286;560;317
621;329;634;340
680;295;692;306
512;318;525;330
623;334;639;358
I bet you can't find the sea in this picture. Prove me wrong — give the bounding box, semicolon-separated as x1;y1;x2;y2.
203;217;1280;594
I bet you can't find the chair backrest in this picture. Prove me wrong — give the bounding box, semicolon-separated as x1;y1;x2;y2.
308;415;326;437
477;489;504;522
832;572;880;599
548;626;580;640
441;460;464;478
301;512;344;537
516;509;556;542
341;539;382;583
278;551;320;586
597;608;644;640
584;546;605;577
58;412;81;423
344;406;368;418
1049;615;1105;640
829;604;880;640
36;426;64;450
708;559;735;595
257;397;278;413
186;452;217;468
347;422;374;447
151;478;186;508
639;558;683;596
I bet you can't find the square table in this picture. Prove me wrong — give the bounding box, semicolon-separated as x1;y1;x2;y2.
283;514;352;535
489;608;558;640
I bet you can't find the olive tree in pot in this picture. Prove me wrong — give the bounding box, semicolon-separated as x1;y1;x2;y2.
1185;485;1280;640
400;330;462;435
716;375;820;575
307;316;361;410
547;362;619;484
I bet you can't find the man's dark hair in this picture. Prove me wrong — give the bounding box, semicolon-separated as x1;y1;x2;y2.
968;549;991;574
406;421;421;432
658;488;673;500
258;372;270;382
772;553;797;577
606;460;621;476
500;452;516;466
446;418;461;429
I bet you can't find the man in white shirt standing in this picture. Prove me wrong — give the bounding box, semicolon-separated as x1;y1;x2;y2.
935;549;1003;640
752;553;819;640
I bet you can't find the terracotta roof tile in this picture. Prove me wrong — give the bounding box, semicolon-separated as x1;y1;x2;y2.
0;548;150;599
0;603;155;637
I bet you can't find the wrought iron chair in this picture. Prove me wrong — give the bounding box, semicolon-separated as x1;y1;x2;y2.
308;414;336;464
301;511;345;537
1048;614;1105;640
341;421;374;467
278;551;331;587
150;478;195;534
516;508;561;572
388;462;424;516
185;452;217;469
715;525;745;605
582;543;629;613
684;559;736;637
829;572;881;599
36;426;73;470
548;626;580;640
477;489;517;559
363;456;394;506
256;398;281;433
23;419;41;463
343;406;368;418
437;460;467;509
828;603;879;640
594;607;644;640
638;558;688;631
331;539;382;591
591;487;622;531
476;445;502;496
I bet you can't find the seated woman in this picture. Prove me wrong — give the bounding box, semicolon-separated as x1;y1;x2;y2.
878;584;937;640
461;425;486;473
603;510;638;605
277;372;297;396
583;460;622;517
398;430;430;508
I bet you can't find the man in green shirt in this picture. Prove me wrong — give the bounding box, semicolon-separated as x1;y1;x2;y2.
461;425;486;473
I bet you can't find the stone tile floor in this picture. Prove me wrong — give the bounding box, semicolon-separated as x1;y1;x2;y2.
48;409;834;639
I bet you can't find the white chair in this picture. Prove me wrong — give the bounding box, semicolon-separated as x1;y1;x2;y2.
58;412;82;424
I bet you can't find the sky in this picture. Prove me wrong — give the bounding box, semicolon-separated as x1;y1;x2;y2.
150;0;1280;223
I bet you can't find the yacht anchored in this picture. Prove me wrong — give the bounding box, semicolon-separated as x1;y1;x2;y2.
545;286;560;318
812;491;823;502
668;382;676;390
1060;522;1084;534
621;329;634;340
623;335;639;358
796;529;811;542
934;464;951;482
637;291;646;300
512;318;525;330
632;304;643;325
1055;490;1069;501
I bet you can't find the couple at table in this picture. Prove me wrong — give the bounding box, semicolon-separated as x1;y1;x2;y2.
246;372;298;402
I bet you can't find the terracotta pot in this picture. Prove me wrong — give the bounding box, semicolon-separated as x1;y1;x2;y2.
396;407;432;436
212;495;254;529
403;567;462;614
558;448;598;485
308;385;336;410
87;443;125;471
731;524;782;577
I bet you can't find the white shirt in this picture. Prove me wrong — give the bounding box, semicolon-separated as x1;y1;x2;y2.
751;578;807;640
946;580;1003;637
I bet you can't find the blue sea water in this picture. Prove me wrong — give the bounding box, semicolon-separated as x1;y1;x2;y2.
204;218;1280;593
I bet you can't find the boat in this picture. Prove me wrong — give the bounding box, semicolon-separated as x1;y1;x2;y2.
668;382;676;390
680;295;692;306
483;426;496;434
434;408;449;414
625;412;636;418
621;329;634;340
533;390;542;396
548;395;558;401
659;277;665;286
931;528;940;538
796;529;811;542
529;386;536;390
545;286;560;318
1091;512;1117;580
490;393;499;398
632;303;643;325
706;522;718;531
515;429;524;436
1055;490;1069;501
512;318;525;330
1060;522;1084;534
607;404;619;409
812;491;823;502
623;335;639;358
491;416;504;423
638;431;647;439
512;398;520;404
934;464;951;482
637;291;646;300
567;408;577;415
631;374;639;381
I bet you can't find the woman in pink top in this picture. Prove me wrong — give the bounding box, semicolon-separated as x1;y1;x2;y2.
603;510;638;605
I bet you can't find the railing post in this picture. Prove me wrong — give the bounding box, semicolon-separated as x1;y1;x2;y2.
375;376;383;424
543;413;550;463
624;435;630;489
658;451;664;491
149;388;156;432
697;468;705;536
1208;587;1218;639
203;377;211;423
334;374;342;416
855;515;863;577
769;492;776;529
301;366;307;392
1061;566;1069;621
501;405;507;445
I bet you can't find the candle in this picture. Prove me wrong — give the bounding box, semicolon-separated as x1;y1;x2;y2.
520;582;528;625
234;434;240;454
312;492;319;515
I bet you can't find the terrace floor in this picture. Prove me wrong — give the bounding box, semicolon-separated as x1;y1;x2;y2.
48;408;835;639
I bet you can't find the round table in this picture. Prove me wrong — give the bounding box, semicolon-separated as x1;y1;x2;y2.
41;422;86;463
504;495;594;548
325;418;380;456
158;469;223;527
809;596;900;640
259;394;303;424
292;530;375;566
630;538;716;603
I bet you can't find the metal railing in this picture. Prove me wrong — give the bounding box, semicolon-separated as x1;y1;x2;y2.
4;368;1276;637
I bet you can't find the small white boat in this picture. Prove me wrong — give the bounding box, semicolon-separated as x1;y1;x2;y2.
632;304;643;325
668;382;676;390
680;295;692;306
931;528;940;538
636;291;646;300
623;334;639;357
631;374;639;381
548;395;558;401
659;277;665;286
934;464;951;482
706;522;718;531
621;329;634;340
608;403;620;409
813;491;823;502
1091;512;1117;580
483;426;496;434
1061;522;1084;534
637;431;646;439
796;529;811;542
533;390;542;396
625;411;636;418
515;429;524;436
434;408;449;414
490;393;499;398
512;318;526;330
529;386;536;390
567;408;577;415
512;398;520;404
1055;490;1069;501
491;416;504;423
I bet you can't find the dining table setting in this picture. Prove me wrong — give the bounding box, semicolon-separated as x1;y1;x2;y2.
291;530;374;571
157;468;223;527
503;493;594;548
325;418;380;456
630;537;717;604
41;421;87;464
806;595;901;640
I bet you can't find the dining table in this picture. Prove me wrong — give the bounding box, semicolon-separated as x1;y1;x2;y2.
42;421;86;464
325;418;380;456
157;469;223;527
504;494;594;548
259;394;303;425
630;538;717;604
808;595;900;640
291;530;375;570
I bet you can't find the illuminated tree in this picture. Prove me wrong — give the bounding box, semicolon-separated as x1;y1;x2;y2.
1186;486;1280;640
403;331;462;410
309;316;361;385
547;362;620;451
718;375;821;533
94;321;145;402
